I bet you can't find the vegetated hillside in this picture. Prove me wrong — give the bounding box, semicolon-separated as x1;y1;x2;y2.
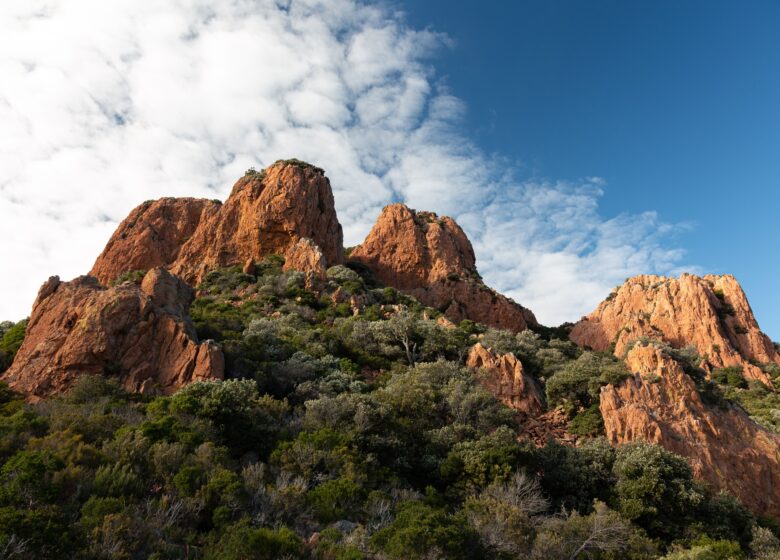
0;257;779;560
2;159;780;559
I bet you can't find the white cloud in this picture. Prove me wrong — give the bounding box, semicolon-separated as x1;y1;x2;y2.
0;0;692;326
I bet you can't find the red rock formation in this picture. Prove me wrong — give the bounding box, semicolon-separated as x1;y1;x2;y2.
601;342;780;517
91;161;344;286
282;237;328;288
570;274;778;385
466;343;544;416
90;197;220;286
1;268;224;398
350;204;537;332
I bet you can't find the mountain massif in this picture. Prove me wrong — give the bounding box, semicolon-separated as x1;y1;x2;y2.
2;159;779;559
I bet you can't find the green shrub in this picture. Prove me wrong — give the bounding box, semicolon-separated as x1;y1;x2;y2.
173;465;206;496
205;522;303;560
111;269;146;286
80;496;125;530
712;367;748;389
545;351;629;414
660;538;744;559
0;319;26;372
371;501;482;559
614;442;703;542
273;158;324;174
308;477;364;522
93;462;143;498
244;167;267;182
0;449;64;504
568;404;605;436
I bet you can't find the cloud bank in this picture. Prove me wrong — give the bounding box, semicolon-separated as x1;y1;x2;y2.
0;0;690;326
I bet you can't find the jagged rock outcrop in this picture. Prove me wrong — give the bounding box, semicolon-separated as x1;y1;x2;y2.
90;197;221;285
601;342;780;517
282;237;328;288
466;343;544;416
91;161;343;286
1;268;224;398
350;204;537;332
570;274;778;385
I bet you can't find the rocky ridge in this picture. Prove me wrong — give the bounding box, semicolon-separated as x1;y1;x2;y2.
350;203;537;332
570;273;779;385
1;268;224;398
601;342;780;517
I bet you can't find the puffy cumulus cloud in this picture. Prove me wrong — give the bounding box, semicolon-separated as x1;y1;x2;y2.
0;0;692;326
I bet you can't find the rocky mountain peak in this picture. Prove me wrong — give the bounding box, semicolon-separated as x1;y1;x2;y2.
350;204;537;332
91;160;343;286
570;273;779;385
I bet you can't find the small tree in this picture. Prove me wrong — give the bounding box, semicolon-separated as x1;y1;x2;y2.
613;443;703;542
370;311;422;366
531;501;632;560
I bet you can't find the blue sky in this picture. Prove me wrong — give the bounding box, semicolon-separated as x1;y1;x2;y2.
405;0;780;339
0;0;777;338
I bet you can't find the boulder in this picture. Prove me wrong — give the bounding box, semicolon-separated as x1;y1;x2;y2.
466;343;544;417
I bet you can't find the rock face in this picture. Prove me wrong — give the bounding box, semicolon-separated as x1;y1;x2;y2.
91;161;344;286
601;342;780;517
90;197;221;285
350;204;537;332
1;269;224;398
282;237;328;288
466;343;544;416
570;274;779;385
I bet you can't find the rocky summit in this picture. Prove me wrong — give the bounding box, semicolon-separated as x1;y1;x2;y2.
570;273;780;385
350;203;537;332
91;160;344;286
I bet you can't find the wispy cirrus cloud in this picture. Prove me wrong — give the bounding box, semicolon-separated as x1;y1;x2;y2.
0;0;692;325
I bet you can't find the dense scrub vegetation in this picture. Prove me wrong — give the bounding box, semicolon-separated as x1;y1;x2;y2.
0;259;778;559
714;365;780;433
0;320;26;374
